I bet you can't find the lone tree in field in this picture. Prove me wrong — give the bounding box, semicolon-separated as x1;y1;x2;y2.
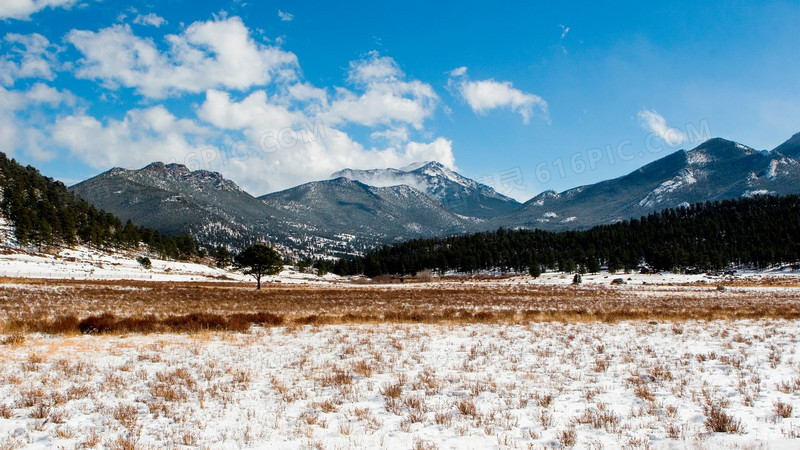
233;243;283;290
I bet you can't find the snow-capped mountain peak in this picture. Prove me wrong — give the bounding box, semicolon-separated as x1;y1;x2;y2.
330;161;520;218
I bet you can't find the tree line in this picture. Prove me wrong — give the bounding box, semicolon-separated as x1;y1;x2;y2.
320;195;800;277
0;153;198;260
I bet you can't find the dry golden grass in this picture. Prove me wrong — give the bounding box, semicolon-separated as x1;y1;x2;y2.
1;277;800;334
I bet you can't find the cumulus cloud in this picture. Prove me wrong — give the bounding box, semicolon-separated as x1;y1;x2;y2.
49;47;452;195
52;100;455;195
0;83;73;112
278;10;293;22
325;52;438;130
637;109;685;146
133;13;166;27
0;33;57;86
220;131;455;196
52;105;211;168
347;52;402;84
67;17;298;98
3;15;454;195
455;76;548;124
370;127;409;146
197;89;304;137
0;0;82;20
0;83;75;161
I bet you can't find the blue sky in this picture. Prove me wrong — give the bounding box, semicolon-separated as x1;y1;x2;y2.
1;0;798;201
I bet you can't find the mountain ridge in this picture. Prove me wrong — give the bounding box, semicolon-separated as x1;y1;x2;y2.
331;161;521;218
504;135;800;231
70;132;800;257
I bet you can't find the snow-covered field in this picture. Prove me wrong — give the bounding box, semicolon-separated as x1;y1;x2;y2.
0;245;343;285
2;320;800;449
2;228;800;448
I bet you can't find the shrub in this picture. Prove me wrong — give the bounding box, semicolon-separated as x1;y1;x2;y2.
415;269;433;282
136;256;152;269
79;313;118;334
775;401;793;418
704;403;743;433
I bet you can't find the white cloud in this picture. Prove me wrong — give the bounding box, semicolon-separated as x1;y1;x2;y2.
403;138;455;169
0;33;57;85
325;52;438;129
68;17;298;98
456;77;548;124
637;109;685;146
370;127;409;146
449;66;467;77
559;24;570;40
347;52;402;85
24;82;75;106
278;10;293;22
0;83;73;112
44;67;452;195
53;105;211;168
197;89;303;135
0;0;81;20
0;84;75;161
3;16;453;195
133;13;166;27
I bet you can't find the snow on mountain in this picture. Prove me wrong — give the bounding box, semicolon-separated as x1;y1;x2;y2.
639;168;698;208
512;134;800;232
69;132;800;256
686;150;712;165
331;161;521;218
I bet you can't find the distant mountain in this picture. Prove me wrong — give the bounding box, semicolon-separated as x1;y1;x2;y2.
258;177;470;255
72;163;473;258
70;132;800;258
71;162;273;249
505;136;800;231
774;132;800;159
0;155;198;260
332;161;520;218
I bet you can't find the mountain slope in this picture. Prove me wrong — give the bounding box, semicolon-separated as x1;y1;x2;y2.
341;194;800;276
505;136;800;231
71;163;273;248
72;163;474;257
774;132;800;159
69;132;800;257
332;161;521;218
258;177;471;254
0;153;197;259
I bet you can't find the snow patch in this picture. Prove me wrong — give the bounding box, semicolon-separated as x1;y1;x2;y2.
687;151;712;165
639;169;697;208
743;189;773;198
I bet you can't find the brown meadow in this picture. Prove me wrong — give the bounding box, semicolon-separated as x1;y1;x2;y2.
2;277;800;334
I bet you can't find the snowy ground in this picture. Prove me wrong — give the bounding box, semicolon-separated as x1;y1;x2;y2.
0;245;344;284
1;221;798;287
2;320;800;449
2;218;800;448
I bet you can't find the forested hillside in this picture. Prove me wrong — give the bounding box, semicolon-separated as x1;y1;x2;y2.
0;153;198;259
325;195;800;276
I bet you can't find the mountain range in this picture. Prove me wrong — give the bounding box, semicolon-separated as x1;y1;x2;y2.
510;135;800;231
71;132;800;257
